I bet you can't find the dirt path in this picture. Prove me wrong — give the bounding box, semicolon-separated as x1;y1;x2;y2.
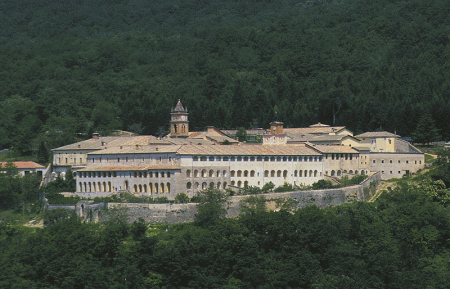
368;180;398;202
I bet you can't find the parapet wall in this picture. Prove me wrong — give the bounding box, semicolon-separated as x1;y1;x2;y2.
50;173;381;224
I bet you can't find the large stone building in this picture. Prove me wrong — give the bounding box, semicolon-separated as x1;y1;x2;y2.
47;100;424;199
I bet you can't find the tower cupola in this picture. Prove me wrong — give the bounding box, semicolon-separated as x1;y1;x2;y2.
170;99;189;138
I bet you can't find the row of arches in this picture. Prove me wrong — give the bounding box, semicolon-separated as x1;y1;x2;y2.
263;170;289;178
230;180;248;187
132;182;171;194
186;169;227;178
293;170;318;177
186;182;227;190
79;182;112;193
230;170;256;178
329;170;361;177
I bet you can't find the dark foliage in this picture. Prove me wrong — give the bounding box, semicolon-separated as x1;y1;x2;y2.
0;0;449;156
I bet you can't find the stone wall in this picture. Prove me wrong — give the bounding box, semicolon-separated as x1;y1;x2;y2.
47;173;380;224
97;172;381;223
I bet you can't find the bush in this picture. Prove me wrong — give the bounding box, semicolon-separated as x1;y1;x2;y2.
175;193;189;203
312;179;334;190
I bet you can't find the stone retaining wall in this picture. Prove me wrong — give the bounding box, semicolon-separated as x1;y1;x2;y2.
48;173;381;224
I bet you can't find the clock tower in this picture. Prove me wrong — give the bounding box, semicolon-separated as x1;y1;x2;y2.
170;99;189;138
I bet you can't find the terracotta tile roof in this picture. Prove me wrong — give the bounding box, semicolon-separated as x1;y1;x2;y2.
176;144;321;156
205;135;239;143
0;161;45;169
355;131;400;138
78;165;181;171
52;136;160;151
310;145;359;154
165;138;215;145
88;145;182;155
283;126;346;135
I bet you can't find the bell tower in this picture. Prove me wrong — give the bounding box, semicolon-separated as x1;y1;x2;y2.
170;99;189;138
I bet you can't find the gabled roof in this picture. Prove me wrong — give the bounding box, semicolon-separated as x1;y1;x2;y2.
309;145;359;154
52;136;161;151
0;161;45;169
176;144;321;156
88;145;182;155
283;126;347;135
78;165;181;171
355;131;400;138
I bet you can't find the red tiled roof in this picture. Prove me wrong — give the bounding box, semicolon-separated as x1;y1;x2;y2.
0;161;45;169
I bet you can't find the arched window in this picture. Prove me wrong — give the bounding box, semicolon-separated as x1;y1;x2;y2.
209;170;214;177
244;170;248;177
304;170;307;177
217;182;221;189
103;182;107;192
202;182;207;189
167;183;170;193
237;170;242;177
187;182;192;189
194;182;199;189
294;170;298;177
271;170;275;177
309;170;312;177
299;170;303;177
244;181;248;187
161;183;165;193
264;170;269;177
231;181;235;186
186;170;191;177
108;182;112;192
223;182;227;189
133;185;137;193
331;170;335;176
314;170;318;177
202;169;207;178
149;183;153;193
337;170;341;177
139;184;142;192
84;182;87;192
250;170;255;177
194;170;199;178
237;181;242;187
155;183;159;193
349;170;353;174
277;170;281;177
89;182;92;192
216;170;220;177
209;182;214;189
231;170;235;177
223;170;227;177
98;182;102;192
283;170;288;178
143;184;147;193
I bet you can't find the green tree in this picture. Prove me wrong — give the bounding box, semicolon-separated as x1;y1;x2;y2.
412;112;441;145
194;188;228;227
235;127;247;142
37;140;49;164
174;192;189;203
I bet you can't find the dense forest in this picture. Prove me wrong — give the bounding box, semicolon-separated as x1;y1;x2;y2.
2;155;450;288
1;0;449;156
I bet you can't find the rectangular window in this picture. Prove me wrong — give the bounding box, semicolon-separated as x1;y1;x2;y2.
373;160;376;163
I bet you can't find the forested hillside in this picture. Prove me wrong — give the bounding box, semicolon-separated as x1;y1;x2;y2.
1;0;449;155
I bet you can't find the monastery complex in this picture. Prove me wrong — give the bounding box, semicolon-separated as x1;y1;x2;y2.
51;100;424;199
